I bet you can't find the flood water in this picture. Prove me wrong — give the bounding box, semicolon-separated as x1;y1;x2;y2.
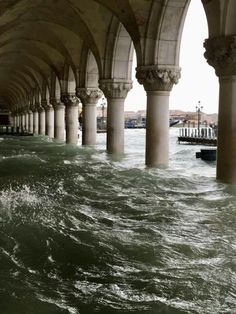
0;129;235;314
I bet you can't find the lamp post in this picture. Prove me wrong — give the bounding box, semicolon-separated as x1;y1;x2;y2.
196;101;203;136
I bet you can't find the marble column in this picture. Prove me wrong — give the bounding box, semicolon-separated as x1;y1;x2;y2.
136;65;180;167
28;110;33;133
25;112;29;132
77;88;103;146
21;114;25;131
61;94;79;145
12;115;17;131
33;110;39;134
99;80;132;155
16;114;20;130
39;107;46;135
45;105;54;138
204;35;236;183
53;101;65;141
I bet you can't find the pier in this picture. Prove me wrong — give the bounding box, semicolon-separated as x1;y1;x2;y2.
178;127;217;146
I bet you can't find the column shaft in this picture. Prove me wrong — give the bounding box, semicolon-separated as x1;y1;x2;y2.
82;103;97;145
21;114;25;131
33;111;39;134
46;107;54;138
146;91;169;167
107;98;124;154
217;76;236;183
66;105;78;144
29;111;33;133
25;113;29;132
54;105;65;141
16;115;20;128
39;110;46;135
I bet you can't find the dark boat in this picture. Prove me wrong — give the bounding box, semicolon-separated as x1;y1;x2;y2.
169;119;180;127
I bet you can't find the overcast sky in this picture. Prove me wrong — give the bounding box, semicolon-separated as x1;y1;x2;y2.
124;0;219;114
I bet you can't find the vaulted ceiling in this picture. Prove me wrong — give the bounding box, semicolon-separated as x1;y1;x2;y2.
0;0;232;111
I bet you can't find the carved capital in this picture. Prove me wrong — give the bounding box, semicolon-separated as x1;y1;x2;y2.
50;98;64;110
136;65;181;91
76;88;103;105
99;79;132;99
30;103;39;112
41;100;53;111
204;35;236;76
21;106;28;114
61;93;79;107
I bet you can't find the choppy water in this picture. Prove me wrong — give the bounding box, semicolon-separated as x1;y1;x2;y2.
0;129;235;314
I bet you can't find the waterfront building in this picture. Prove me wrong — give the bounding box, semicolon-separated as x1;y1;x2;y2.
1;2;236;313
0;1;235;181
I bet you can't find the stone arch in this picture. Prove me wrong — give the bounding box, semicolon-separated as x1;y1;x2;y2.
102;18;134;81
153;0;191;66
49;71;62;102
41;80;51;104
79;48;99;88
68;66;76;94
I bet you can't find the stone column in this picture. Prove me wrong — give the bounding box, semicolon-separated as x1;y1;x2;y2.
33;109;39;135
21;113;25;131
39;107;46;135
16;114;20;130
99;80;132;155
13;115;17;131
52;100;65;141
204;35;236;183
77;88;103;146
25;113;29;132
136;65;180;167
61;94;79;145
28;110;33;133
45;105;54;138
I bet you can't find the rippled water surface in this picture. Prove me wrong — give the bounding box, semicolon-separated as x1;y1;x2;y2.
0;129;235;314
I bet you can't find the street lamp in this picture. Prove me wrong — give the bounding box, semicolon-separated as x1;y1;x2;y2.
196;101;203;136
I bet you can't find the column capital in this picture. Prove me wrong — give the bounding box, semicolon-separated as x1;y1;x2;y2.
204;35;236;77
49;98;64;110
30;104;38;112
41;100;53;111
99;79;132;99
136;65;181;91
76;87;103;104
61;93;79;107
34;102;43;112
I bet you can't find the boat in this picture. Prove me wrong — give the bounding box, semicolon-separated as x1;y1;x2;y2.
169;119;180;127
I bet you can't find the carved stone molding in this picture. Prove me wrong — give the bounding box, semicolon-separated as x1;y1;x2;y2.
34;102;43;112
61;93;79;107
41;100;53;111
136;65;181;91
99;80;133;99
30;103;38;112
204;35;236;76
49;98;63;110
76;88;103;105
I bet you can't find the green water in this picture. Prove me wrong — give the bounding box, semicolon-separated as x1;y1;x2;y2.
0;130;235;314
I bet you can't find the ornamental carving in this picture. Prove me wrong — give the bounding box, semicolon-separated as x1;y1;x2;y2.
49;98;64;110
99;80;132;99
136;66;181;91
30;103;41;112
61;93;80;107
76;88;103;105
204;36;236;76
41;100;53;110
